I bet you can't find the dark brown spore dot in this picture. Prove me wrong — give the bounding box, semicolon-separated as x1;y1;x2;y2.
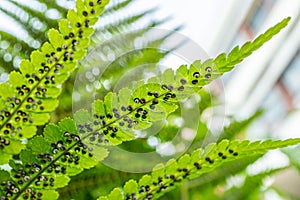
27;97;33;103
150;104;155;110
127;105;133;111
228;149;234;154
153;92;159;98
180;79;187;84
192;80;198;85
140;98;146;104
193;72;200;78
28;79;34;84
205;67;212;72
233;152;238;156
5;112;10;117
152;99;158;104
121;106;126;111
177;86;184;91
82;11;88;16
194;162;201;169
112;127;118;132
18;91;24;96
168;85;174;90
205;74;211;79
161;85;168;90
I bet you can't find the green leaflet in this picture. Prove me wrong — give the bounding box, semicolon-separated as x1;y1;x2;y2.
70;18;290;148
99;138;300;200
0;117;108;200
0;0;110;161
0;14;292;200
215;17;291;72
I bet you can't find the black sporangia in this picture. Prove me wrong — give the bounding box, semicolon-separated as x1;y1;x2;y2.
0;0;108;152
0;131;96;199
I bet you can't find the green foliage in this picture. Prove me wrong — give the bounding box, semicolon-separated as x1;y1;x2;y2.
0;117;107;199
0;1;298;199
0;0;109;163
99;139;300;199
214;17;290;73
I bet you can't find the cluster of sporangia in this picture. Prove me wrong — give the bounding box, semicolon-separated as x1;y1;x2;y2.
0;131;94;200
76;66;214;145
124;148;239;200
76;87;178;144
0;136;10;150
0;84;44;139
0;0;104;151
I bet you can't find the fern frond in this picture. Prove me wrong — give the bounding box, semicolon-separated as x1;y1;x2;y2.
98;139;300;200
40;18;292;149
215;17;291;73
0;0;109;162
0;118;108;200
187;155;260;188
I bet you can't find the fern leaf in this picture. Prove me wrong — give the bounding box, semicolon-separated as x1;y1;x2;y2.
67;18;291;147
0;117;108;200
187;155;260;188
99;138;300;199
215;17;290;73
0;0;109;162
